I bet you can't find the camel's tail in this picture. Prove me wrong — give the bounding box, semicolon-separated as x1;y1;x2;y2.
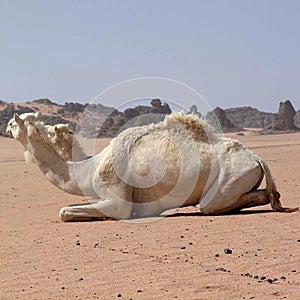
257;158;298;213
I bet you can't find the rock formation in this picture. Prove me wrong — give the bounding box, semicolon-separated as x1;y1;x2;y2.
294;110;300;128
206;107;242;133
272;100;299;131
76;99;172;138
225;107;273;129
188;105;202;117
1;97;298;137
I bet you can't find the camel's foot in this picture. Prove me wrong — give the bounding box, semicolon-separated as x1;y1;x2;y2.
59;199;132;222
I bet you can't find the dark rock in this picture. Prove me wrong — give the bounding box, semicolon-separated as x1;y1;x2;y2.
151;99;162;108
216;267;228;272
32;98;58;106
206;107;242;132
225;106;273;129
224;248;233;254
272;100;299;131
188;105;202;117
294;110;300;128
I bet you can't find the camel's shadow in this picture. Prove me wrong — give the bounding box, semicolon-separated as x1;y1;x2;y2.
163;209;274;219
63;202;275;222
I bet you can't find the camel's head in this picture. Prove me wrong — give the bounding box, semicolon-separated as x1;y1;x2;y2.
49;124;73;148
6;112;42;137
6;114;28;144
6;112;44;145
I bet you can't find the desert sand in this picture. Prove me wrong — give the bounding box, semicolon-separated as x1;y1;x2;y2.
0;133;299;299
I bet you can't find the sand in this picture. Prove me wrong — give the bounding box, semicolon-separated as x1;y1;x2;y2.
0;133;299;299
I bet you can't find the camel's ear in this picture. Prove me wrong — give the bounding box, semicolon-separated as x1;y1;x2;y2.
54;126;60;135
14;114;24;126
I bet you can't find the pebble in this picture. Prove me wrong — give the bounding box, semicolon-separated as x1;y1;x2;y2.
216;267;229;272
76;240;80;246
224;248;232;254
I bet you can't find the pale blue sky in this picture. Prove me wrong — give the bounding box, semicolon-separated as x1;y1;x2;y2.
0;0;299;112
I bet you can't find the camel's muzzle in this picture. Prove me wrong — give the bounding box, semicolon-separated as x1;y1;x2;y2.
6;128;12;136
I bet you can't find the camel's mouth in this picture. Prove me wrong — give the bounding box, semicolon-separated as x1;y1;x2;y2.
6;127;12;136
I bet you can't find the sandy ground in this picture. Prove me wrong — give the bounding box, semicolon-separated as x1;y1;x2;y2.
0;133;299;300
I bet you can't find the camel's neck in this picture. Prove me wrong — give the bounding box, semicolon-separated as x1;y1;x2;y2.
26;137;111;197
69;140;89;161
27;138;83;195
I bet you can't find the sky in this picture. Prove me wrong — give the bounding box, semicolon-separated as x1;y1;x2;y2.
0;0;299;113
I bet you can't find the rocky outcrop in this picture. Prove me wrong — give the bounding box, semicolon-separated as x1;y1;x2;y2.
1;97;298;137
206;107;242;132
31;98;58;106
78;99;172;138
188;105;202;117
57;102;87;118
294;110;300;128
272;100;299;131
225;107;273;129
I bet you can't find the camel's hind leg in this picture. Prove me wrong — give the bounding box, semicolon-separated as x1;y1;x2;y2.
59;199;132;222
217;189;270;214
200;189;270;215
199;162;265;214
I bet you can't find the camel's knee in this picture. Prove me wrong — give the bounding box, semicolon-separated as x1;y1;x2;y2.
59;207;72;222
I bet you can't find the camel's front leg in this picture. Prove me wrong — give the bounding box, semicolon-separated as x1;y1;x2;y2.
59;199;132;222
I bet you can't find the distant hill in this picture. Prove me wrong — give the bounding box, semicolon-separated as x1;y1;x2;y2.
0;98;298;136
0;98;171;137
224;107;273;129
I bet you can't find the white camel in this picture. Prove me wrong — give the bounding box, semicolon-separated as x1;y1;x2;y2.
6;112;297;222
